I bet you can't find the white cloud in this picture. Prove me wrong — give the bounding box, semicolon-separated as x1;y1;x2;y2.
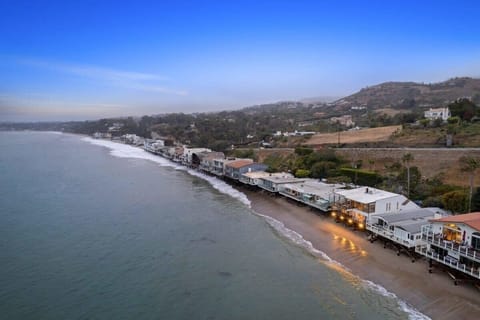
17;58;188;96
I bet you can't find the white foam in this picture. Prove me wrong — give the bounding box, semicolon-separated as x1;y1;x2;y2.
187;170;251;207
254;211;430;320
81;137;250;207
81;137;182;169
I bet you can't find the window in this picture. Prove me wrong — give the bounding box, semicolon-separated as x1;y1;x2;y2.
472;232;480;250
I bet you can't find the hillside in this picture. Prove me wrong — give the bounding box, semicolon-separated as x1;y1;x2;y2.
330;77;480;113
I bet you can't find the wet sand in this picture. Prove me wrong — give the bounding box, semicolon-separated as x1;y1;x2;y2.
245;189;480;320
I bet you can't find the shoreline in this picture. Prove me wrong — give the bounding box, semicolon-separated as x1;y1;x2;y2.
77;134;480;319
244;189;480;320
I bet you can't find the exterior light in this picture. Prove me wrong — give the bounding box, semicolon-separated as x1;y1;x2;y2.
348;218;353;224
358;223;364;229
340;216;345;220
331;212;336;217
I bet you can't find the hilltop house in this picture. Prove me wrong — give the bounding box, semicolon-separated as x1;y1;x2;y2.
424;107;451;121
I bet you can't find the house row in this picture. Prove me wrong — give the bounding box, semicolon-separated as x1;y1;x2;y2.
139;135;480;284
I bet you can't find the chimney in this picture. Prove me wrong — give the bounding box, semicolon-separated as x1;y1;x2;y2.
366;188;369;193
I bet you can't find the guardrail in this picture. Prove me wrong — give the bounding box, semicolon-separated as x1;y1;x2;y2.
416;246;480;279
422;233;480;262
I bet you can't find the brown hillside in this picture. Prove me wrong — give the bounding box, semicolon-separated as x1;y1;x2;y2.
305;125;401;146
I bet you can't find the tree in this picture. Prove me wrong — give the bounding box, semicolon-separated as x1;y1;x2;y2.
442;190;468;214
295;169;311;178
449;98;478;121
402;153;414;197
460;156;480;212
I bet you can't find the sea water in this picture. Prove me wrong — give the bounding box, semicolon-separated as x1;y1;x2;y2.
0;132;429;319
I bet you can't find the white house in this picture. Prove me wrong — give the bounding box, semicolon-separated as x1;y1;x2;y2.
416;212;480;281
182;147;211;165
258;176;305;193
424;107;451;121
367;208;446;250
280;180;344;212
333;187;419;228
239;171;293;186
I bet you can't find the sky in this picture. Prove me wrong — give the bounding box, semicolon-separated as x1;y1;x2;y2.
1;0;480;121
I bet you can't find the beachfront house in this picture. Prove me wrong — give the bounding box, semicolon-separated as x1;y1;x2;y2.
182;147;212;166
239;171;293;187
280;180;344;212
333;187;419;228
258;175;305;193
224;160;267;180
197;152;225;172
416;212;480;281
367;208;447;250
210;158;250;177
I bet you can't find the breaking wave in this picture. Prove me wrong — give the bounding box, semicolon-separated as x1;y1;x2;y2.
81;138;250;207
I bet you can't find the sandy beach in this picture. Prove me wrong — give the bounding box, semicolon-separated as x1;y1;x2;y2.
244;189;480;320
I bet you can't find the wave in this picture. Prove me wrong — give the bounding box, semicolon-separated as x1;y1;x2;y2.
255;211;431;320
81;137;251;207
187;169;251;207
82;137;429;319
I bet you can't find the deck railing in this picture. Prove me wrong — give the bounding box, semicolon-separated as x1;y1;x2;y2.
416;246;480;279
421;232;480;262
367;224;414;248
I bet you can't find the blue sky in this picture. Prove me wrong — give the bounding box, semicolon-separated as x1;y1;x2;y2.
1;0;480;121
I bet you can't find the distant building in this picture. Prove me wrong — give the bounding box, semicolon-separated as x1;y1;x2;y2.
424;107;451;121
330;115;354;127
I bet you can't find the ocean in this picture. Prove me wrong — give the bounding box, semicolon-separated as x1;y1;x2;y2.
0;132;428;319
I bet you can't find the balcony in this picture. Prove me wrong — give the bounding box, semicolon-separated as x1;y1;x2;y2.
416;246;480;280
367;223;414;248
421;232;480;263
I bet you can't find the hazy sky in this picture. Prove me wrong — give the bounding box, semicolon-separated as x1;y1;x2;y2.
1;0;480;121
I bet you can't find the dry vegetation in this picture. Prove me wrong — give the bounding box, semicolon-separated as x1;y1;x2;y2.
305;125;402;146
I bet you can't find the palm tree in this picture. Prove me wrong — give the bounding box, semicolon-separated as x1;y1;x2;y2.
460;156;480;213
402;153;414;197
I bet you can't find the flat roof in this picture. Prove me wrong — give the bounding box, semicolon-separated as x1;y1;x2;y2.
376;208;450;234
243;171;292;179
260;176;305;184
283;180;343;197
376;209;435;224
335;187;401;203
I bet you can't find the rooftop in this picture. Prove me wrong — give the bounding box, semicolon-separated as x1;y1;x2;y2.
432;212;480;231
226;159;255;169
243;171;292;179
260;176;305;184
335;187;401;203
284;180;343;197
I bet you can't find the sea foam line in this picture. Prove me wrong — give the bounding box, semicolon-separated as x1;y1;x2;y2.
81;137;251;207
82;137;429;319
255;211;431;320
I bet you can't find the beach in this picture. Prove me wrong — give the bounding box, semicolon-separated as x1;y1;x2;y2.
245;189;480;320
